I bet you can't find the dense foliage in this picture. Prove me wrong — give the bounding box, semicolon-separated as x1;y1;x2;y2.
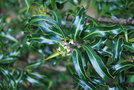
0;0;134;90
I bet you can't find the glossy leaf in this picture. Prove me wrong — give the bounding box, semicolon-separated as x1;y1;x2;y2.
29;35;60;44
45;52;60;60
108;86;125;90
83;45;113;81
25;0;30;13
83;25;122;39
1;1;134;89
72;49;98;89
73;75;97;90
112;38;124;63
29;72;47;79
15;71;24;84
37;22;61;36
50;0;56;9
73;8;86;41
70;0;81;5
124;43;134;53
0;68;17;89
91;77;106;86
30;16;66;38
0;57;16;64
0;32;18;42
26;76;44;86
50;11;62;25
26;60;44;69
90;38;107;50
72;49;87;79
111;61;134;75
98;46;113;57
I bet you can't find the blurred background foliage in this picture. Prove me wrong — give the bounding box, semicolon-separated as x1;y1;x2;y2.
0;0;134;90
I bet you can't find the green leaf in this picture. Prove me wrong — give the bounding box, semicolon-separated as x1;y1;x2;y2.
83;25;122;39
29;72;47;79
81;53;88;70
70;0;81;5
86;15;98;26
34;22;62;36
29;35;60;44
0;68;17;89
124;43;134;52
30;16;66;38
0;57;16;64
72;49;87;79
111;61;134;75
124;31;128;42
0;51;19;64
73;75;97;90
24;0;30;13
45;52;61;60
127;75;134;83
112;38;124;63
26;60;44;69
0;32;18;42
26;52;60;69
98;46;113;57
73;8;86;41
91;77;106;86
72;49;97;89
83;45;113;81
108;86;125;90
50;10;63;26
50;0;56;9
26;76;44;86
16;71;23;84
31;21;61;37
90;38;107;50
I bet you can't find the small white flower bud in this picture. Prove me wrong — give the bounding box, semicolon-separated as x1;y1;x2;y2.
64;46;68;49
69;40;74;44
57;47;61;52
63;42;68;46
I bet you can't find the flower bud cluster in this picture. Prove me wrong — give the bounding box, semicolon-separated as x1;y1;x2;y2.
57;39;81;56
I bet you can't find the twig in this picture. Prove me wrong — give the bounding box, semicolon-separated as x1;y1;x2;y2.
43;64;67;72
95;17;134;25
67;16;134;25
